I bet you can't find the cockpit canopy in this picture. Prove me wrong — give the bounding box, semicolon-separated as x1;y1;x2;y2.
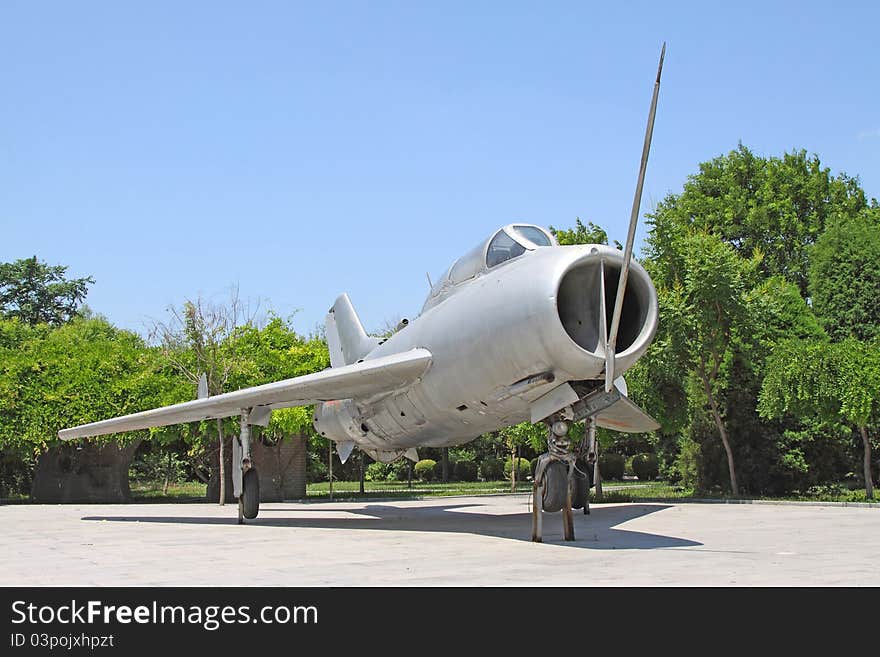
423;224;557;312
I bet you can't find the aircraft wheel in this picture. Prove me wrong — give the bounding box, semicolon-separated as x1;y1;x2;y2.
241;468;260;520
541;461;568;512
571;462;588;510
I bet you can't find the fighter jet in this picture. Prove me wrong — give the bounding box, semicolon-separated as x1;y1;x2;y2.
61;44;667;541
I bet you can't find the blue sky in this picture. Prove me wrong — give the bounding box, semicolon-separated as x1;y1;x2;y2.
2;1;878;338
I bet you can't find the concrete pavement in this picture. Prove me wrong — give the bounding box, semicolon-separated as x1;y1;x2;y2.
2;495;877;585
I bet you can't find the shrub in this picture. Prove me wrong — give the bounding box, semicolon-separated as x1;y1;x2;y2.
674;437;700;489
365;461;391;482
450;448;476;463
388;460;411;482
479;457;504;481
129;449;187;484
307;454;328;483
632;453;659;480
394;461;412;481
454;459;478;482
414;459;437;482
599;452;625;480
504;457;531;481
0;451;36;499
441;454;456;481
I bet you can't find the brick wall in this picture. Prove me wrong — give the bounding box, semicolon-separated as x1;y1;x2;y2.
207;434;308;503
31;439;141;503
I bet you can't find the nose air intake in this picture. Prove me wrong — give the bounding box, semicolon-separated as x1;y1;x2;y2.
557;255;652;358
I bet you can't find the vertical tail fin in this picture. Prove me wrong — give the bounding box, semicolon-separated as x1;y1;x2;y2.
325;293;380;367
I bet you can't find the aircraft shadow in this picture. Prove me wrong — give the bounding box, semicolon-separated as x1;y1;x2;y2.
83;501;701;550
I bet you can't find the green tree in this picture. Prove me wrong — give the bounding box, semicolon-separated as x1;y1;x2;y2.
647;144;869;297
808;210;880;341
653;231;761;495
0;316;187;499
759;339;879;499
549;217;620;248
229;314;329;441
497;422;544;490
0;317;182;453
642;145;865;494
0;256;94;325
150;291;261;504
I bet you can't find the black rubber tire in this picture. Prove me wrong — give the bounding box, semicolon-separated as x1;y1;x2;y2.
541;461;568;513
241;468;260;520
571;462;588;510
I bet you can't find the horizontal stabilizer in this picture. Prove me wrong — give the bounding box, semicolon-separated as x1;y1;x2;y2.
59;348;432;440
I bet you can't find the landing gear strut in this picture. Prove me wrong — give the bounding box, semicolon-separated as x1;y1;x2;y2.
233;409;260;524
531;416;597;542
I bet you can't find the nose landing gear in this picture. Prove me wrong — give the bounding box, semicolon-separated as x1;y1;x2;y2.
531;416;597;542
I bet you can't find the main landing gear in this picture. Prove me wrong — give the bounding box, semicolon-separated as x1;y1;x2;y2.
233;409;261;524
531;416;597;542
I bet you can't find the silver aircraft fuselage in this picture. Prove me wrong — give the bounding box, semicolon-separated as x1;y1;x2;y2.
313;235;658;459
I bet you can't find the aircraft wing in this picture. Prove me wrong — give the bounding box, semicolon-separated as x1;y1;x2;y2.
58;348;432;440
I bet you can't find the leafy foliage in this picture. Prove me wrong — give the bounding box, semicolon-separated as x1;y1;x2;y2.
599;452;625;480
414;459;437;481
646;229;760;494
646;144;868;297
808;210;880;341
639;144;860;496
453;459;478;482
0;317;188;455
479;457;504;481
632;453;659;480
503;457;531;481
497;422;546;453
365;461;391;482
549;217;620;248
0;257;94;326
760;339;880;429
673;437;701;489
759;338;880;497
230;316;330;439
129;447;188;484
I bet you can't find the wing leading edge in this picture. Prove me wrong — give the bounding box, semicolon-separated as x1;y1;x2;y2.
58;348;433;440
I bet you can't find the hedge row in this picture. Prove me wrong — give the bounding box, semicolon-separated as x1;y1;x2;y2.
400;453;642;482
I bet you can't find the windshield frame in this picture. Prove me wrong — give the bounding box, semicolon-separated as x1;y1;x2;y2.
424;223;557;310
485;224;556;268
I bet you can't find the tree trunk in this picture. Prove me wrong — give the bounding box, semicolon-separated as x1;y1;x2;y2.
328;444;333;501
510;444;516;492
217;419;226;506
162;451;171;495
594;440;603;499
359;452;365;494
860;426;874;500
703;378;739;496
442;447;449;483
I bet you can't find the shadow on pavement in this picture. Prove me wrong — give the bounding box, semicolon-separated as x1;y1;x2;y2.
83;501;701;550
